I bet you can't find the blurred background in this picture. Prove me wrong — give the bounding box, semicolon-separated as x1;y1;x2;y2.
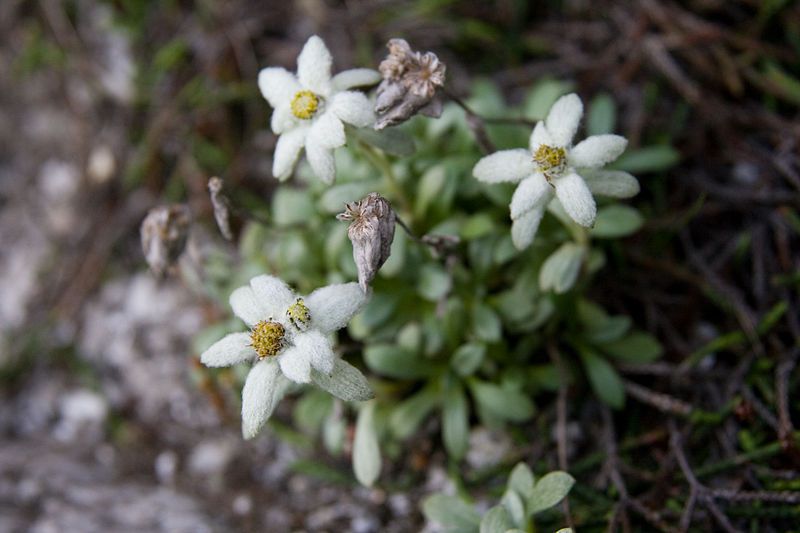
1;0;799;531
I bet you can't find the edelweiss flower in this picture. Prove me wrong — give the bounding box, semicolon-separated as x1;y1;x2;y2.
258;36;380;184
201;275;368;438
472;93;640;249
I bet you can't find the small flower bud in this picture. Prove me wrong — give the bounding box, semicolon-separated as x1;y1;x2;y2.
374;38;446;130
140;204;192;278
337;193;396;292
208;177;233;241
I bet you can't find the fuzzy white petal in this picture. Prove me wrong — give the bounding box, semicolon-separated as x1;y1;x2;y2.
581;169;640;198
258;67;301;108
250;275;296;319
270;104;297;135
278;345;312;383
241;359;281;439
273;126;309;180
297;35;333;96
293;330;335;375
305;138;336;184
568;134;627;168
332;68;381;91
511;206;546;250
331;91;375;128
200;333;256;367
529;121;553;152
230;286;264;326
510;173;553;220
473;149;534;184
554;172;596;227
545;93;583;147
309;111;346;149
305;282;368;334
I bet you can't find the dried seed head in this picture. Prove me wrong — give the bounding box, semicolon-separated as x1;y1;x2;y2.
208;177;233;240
375;39;446;130
140;204;192;278
337;193;396;292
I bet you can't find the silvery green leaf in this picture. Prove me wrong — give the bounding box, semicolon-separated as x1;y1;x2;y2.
500;489;526;528
396;322;423;353
528;471;576;515
580;349;625;409
479;506;513;533
311;359;375;402
587;93;616;136
351;125;416;157
539;243;586;294
322;404;345;455
422;494;481;531
353;401;381;487
452;343;486;377
591;205;644;238
472;303;502;342
319;181;381;214
442;380;469;460
507;463;535;501
389;385;439;439
271;187;315;227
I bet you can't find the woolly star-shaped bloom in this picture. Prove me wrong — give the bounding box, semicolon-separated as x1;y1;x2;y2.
473;93;639;249
258;35;380;184
201;275;368;438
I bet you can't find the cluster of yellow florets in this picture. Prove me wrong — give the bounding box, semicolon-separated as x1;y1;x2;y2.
286;298;311;330
249;320;286;359
533;144;567;177
290;90;320;119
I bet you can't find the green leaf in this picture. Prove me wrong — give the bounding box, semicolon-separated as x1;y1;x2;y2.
418;264;452;301
507;463;535;501
351;125;416;156
539;243;586;294
311;359;375;402
587;93;617;135
524;79;573;120
293;389;333;434
600;332;663;363
318;181;381;214
452;343;486;377
353;401;381;487
271;187;315;227
470;381;536;423
364;344;431;379
461;213;496;240
591;205;644;238
580;349;625;409
442;380;469;460
416;165;448;218
610;145;680;173
586;315;632;344
322;408;345;455
390;385;439;439
528;471;575;515
422;494;481;531
480;506;513;533
472;303;502;342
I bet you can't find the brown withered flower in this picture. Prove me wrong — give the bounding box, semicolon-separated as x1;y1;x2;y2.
337;193;396;292
140;204;192;278
374;38;446;130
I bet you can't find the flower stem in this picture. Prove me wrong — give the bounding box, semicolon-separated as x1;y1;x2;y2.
357;140;413;217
